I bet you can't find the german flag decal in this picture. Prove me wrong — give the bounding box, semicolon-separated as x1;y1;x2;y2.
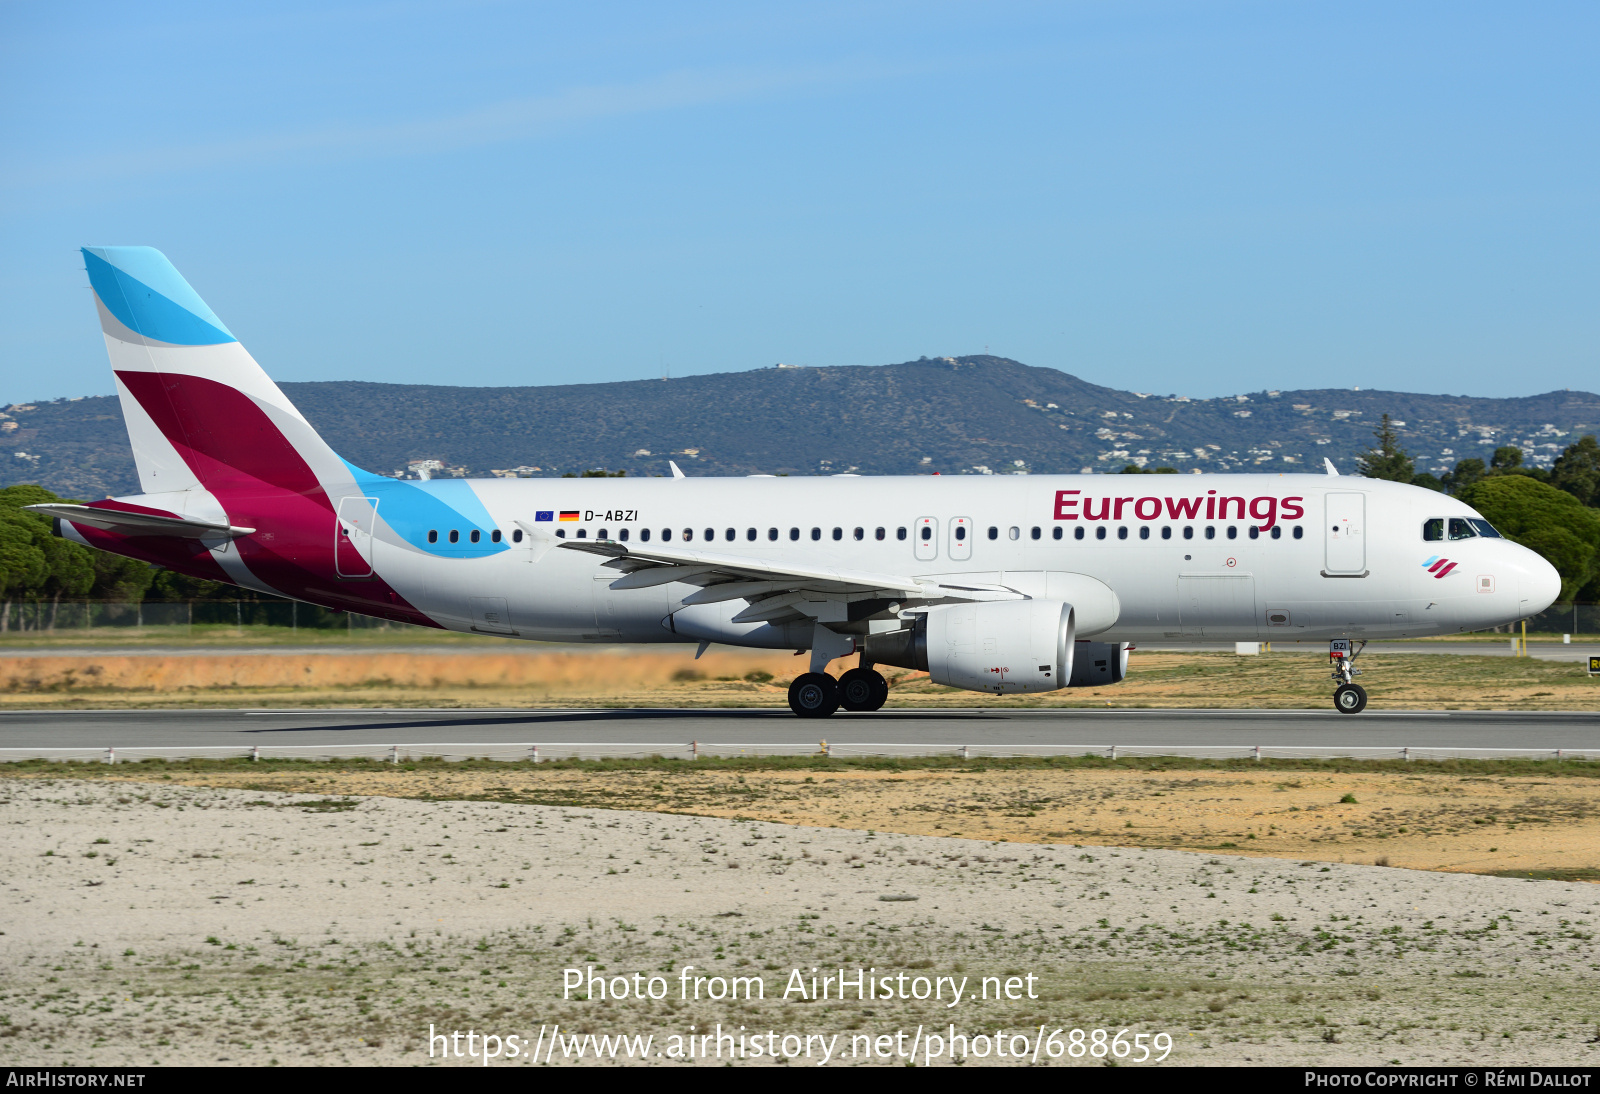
559;511;580;522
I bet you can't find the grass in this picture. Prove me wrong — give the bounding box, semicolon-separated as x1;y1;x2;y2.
2;648;1597;709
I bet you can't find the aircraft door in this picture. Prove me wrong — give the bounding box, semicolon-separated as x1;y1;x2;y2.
335;496;379;578
1325;492;1367;574
914;517;938;562
948;516;973;561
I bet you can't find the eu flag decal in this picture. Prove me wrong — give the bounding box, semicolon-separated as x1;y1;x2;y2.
535;511;553;522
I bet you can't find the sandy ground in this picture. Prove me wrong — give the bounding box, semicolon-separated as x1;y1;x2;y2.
93;764;1600;880
3;778;1600;1067
3;649;1598;709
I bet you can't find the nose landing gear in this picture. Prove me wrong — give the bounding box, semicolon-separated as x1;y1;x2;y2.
1330;639;1367;714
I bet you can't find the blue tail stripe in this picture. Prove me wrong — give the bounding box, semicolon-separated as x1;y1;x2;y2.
83;247;236;346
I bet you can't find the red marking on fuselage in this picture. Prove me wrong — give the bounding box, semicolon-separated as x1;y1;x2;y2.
111;370;439;627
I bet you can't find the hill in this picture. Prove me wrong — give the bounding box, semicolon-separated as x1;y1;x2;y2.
4;355;1598;497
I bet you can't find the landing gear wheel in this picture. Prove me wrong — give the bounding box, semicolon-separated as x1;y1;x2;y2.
788;672;840;718
1334;683;1368;714
838;668;889;712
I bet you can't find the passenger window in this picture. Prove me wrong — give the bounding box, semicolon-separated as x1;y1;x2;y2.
470;529;481;543
1270;526;1281;540
1226;526;1237;540
1448;518;1477;541
1117;526;1128;540
769;528;779;541
576;529;587;539
919;526;931;541
1469;519;1502;538
832;527;842;541
619;528;629;542
512;529;523;543
705;528;715;541
746;528;756;541
791;528;800;541
1139;526;1150;540
662;528;671;541
875;527;886;541
1096;527;1107;540
491;529;502;543
597;528;606;540
1053;526;1063;540
1205;526;1216;540
641;528;652;542
1423;518;1444;542
1030;526;1041;540
428;530;438;544
555;529;566;539
1183;527;1193;540
1075;527;1085;540
1247;526;1258;540
683;528;693;542
1292;526;1303;539
897;527;907;541
1161;526;1171;540
811;527;822;541
1008;526;1020;540
726;528;736;541
449;529;460;543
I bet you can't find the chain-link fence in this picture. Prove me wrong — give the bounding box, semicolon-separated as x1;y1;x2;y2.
0;599;422;634
2;598;1597;638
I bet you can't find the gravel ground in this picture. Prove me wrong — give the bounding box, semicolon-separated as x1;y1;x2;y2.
3;779;1599;1067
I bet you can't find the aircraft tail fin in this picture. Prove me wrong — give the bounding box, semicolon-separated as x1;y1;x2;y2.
83;246;348;501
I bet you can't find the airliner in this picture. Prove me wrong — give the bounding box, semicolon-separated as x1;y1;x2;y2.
26;247;1561;717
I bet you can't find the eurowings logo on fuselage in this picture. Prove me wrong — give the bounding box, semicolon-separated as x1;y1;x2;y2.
1422;556;1458;578
1053;490;1306;529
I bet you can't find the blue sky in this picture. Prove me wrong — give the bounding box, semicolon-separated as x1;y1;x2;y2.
2;1;1595;403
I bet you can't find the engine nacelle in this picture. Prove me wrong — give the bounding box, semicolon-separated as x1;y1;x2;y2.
1067;641;1131;688
864;600;1075;694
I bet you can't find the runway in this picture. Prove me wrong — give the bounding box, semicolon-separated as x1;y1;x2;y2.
2;706;1597;762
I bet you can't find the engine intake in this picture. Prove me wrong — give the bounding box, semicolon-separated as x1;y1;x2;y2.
863;600;1076;694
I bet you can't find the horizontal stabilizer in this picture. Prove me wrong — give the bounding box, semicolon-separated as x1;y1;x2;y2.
23;503;255;539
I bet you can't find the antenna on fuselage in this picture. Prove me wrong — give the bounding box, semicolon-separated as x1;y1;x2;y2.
669;461;686;479
1323;458;1339;476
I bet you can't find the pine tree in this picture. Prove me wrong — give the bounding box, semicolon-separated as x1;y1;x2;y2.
1355;413;1414;483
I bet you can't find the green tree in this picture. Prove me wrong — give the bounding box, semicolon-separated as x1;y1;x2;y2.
1458;476;1600;603
1442;458;1486;495
1488;445;1550;483
1550;435;1600;507
1355;414;1414;483
1117;465;1178;474
1411;472;1445;493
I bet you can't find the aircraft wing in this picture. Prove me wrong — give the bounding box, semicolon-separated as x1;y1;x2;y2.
22;503;255;539
557;538;1020;625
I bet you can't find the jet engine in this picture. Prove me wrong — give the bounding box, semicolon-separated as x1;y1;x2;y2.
1067;641;1131;688
863;600;1075;694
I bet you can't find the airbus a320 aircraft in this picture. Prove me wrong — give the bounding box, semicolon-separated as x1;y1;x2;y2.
27;248;1561;717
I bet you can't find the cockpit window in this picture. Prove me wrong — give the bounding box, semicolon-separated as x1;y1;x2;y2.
1448;518;1477;541
1423;518;1444;542
1469;518;1503;538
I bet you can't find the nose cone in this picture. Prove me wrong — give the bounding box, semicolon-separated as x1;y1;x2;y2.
1520;551;1562;615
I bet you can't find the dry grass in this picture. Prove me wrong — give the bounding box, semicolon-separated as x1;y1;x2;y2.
25;761;1600;881
1;648;1596;709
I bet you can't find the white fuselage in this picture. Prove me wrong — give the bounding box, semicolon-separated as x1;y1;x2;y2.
364;474;1557;646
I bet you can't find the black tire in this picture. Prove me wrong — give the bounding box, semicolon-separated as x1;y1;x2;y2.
1334;683;1368;714
788;672;840;717
838;668;889;712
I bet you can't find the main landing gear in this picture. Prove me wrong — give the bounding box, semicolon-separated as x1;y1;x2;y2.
1329;638;1368;714
787;666;889;717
